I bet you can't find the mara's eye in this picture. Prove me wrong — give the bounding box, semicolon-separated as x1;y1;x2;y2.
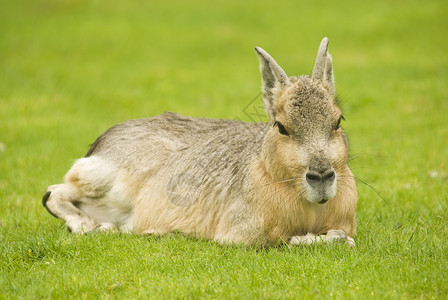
335;115;345;130
274;121;289;136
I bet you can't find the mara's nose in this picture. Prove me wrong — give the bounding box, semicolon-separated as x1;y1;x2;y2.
306;169;335;184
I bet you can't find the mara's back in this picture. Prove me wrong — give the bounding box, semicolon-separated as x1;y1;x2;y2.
86;111;266;177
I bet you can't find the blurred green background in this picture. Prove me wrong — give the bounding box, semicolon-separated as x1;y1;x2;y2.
1;0;447;298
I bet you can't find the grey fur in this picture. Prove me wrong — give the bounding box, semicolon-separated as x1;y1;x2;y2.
311;37;335;96
255;47;289;120
43;38;357;246
312;37;329;80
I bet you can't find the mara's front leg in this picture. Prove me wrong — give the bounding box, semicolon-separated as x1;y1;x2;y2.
289;230;355;247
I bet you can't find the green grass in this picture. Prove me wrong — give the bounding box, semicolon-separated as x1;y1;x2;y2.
1;0;447;298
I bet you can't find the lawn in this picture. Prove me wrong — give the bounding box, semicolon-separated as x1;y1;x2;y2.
1;0;447;298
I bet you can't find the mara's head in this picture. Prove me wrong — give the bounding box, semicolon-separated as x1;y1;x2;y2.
255;37;350;204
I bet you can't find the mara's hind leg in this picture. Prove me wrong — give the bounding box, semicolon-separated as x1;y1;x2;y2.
43;156;118;233
43;184;97;233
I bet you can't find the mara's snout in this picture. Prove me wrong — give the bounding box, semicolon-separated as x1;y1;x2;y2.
304;168;337;204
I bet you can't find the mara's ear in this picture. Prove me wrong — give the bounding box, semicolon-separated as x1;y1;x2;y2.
312;37;335;96
255;47;289;120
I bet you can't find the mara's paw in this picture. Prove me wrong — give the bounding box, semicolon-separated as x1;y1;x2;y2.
289;233;318;246
323;230;355;247
66;216;97;234
97;222;118;233
289;230;355;247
